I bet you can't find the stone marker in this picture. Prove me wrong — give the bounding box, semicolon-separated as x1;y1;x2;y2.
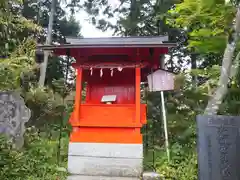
197;115;240;180
0;91;31;148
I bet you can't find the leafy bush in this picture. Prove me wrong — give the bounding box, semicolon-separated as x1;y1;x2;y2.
23;86;73;135
0;129;68;180
143;142;197;180
157;149;197;180
0;38;36;91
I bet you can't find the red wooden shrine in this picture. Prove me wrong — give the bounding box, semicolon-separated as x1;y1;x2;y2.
37;37;175;145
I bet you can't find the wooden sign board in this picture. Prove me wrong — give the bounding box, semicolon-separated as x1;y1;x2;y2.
147;69;175;92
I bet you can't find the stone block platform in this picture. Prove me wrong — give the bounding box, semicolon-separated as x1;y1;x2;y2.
68;175;139;180
68;142;143;177
67;143;161;180
68;172;161;180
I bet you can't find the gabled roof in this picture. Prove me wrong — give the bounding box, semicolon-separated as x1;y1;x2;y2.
37;36;176;50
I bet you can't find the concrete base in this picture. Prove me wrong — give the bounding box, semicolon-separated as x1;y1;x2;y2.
68;142;143;158
68;142;143;177
68;156;142;177
68;175;139;180
68;172;161;180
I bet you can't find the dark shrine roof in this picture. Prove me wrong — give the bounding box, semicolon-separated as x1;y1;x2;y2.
37;36;176;66
37;36;176;50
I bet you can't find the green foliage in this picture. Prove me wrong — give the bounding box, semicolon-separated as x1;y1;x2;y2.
157;148;197;180
0;131;68;180
0;40;72;178
24;86;73;133
83;0;177;36
148;62;240;178
0;0;40;56
58;16;82;38
22;0;81;43
144;64;225;178
144;132;197;179
2;1;240;180
45;56;76;90
0;38;36;90
168;0;236;53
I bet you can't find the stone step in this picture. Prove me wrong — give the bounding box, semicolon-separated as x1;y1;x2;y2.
68;156;142;177
68;175;139;180
68;172;161;180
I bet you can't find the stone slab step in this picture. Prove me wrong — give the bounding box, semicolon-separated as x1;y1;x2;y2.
68;156;142;177
68;172;161;180
68;142;143;158
68;175;139;180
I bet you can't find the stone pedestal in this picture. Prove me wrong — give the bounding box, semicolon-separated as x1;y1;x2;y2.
68;172;161;180
68;142;143;178
68;176;139;180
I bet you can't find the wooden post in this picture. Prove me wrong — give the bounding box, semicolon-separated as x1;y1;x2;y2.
73;67;82;125
135;67;141;123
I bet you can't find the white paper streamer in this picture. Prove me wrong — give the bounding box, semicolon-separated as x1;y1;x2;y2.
118;67;123;72
110;68;113;76
90;67;93;76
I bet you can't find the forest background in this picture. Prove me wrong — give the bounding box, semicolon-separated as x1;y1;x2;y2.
1;0;240;179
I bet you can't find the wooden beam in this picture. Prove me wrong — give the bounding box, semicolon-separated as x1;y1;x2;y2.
72;68;82;126
135;67;141;123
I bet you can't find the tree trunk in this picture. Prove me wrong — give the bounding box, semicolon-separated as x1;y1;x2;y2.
129;0;138;36
204;6;240;115
191;53;197;90
38;0;56;86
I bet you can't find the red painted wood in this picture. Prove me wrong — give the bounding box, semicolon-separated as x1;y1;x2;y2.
52;45;171;144
84;68;135;104
55;47;168;58
70;127;143;144
55;47;168;81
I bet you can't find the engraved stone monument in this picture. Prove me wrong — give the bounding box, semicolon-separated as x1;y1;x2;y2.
0;92;31;148
197;115;240;180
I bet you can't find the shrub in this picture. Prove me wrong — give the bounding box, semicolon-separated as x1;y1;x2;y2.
24;86;73;135
0;130;68;180
155;143;197;180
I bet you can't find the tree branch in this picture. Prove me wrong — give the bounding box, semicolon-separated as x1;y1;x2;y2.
204;5;240;115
